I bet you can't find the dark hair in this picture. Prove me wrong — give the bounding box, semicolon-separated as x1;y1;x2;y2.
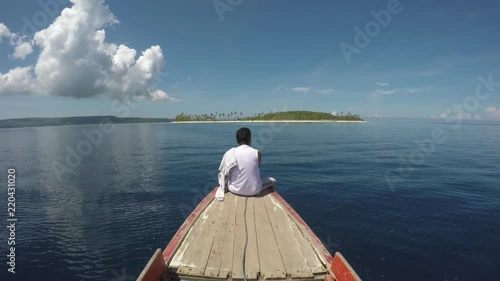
236;127;251;145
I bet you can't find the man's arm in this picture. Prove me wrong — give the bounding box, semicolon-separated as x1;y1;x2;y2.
258;150;262;166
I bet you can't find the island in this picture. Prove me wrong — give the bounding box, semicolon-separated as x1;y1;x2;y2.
0;111;364;129
173;111;364;123
0;116;172;129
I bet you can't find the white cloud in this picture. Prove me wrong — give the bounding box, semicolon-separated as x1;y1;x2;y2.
314;88;335;94
13;42;33;59
369;86;431;100
401;88;424;93
485;106;500;120
291;87;334;94
150;90;181;102
291;87;310;93
330;111;338;116
110;45;137;73
0;23;33;59
370;89;397;97
0;66;37;96
375;82;389;86
0;0;177;102
0;23;12;41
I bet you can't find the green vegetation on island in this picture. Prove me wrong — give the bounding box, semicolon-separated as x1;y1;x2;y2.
174;111;363;121
0;116;172;129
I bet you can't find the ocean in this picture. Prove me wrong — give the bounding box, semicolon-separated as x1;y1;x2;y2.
0;119;499;281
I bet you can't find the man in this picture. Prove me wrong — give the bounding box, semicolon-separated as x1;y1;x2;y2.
218;127;262;197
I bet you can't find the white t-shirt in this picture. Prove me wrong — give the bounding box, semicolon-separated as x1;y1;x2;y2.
228;145;262;196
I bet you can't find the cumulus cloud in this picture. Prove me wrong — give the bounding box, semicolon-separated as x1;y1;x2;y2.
375;82;389;86
0;23;33;60
0;0;177;102
485;106;500;120
150;90;181;102
0;23;11;40
13;42;33;59
0;66;36;95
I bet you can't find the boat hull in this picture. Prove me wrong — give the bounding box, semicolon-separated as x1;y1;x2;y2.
138;187;361;281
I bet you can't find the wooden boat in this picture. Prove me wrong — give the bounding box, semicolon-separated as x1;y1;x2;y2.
137;184;361;281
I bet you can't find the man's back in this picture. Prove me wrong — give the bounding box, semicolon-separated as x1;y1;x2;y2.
228;144;262;196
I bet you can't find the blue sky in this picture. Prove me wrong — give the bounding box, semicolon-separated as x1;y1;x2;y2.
1;0;500;120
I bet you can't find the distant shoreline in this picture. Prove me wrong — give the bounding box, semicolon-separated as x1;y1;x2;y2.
171;120;366;124
0;116;172;129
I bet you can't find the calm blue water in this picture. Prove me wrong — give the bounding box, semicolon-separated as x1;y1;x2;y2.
0;120;499;281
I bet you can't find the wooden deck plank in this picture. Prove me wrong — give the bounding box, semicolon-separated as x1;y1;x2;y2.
254;196;287;279
269;191;332;267
169;206;209;270
164;187;219;265
218;193;238;279
185;199;224;277
264;195;314;279
232;195;244;280
244;196;260;279
266;195;326;275
175;200;219;276
204;194;237;278
287;210;326;274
